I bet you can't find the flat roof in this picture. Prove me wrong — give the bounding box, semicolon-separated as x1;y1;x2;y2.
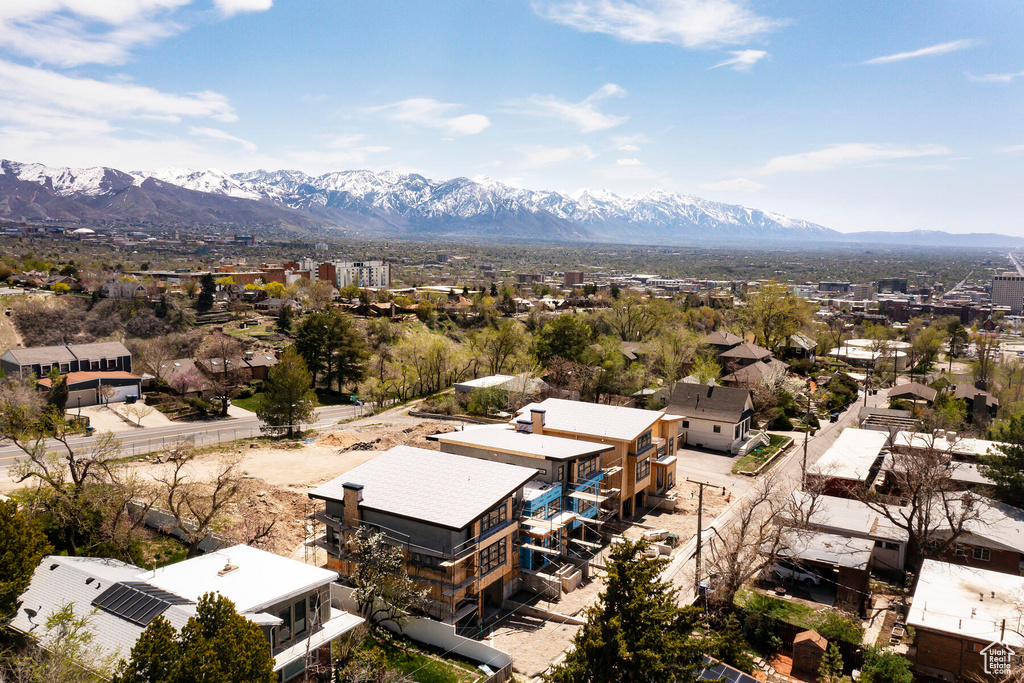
778;529;874;570
145;544;337;614
893;431;1006;459
432;426;612;461
908;560;1024;647
513;398;672;442
308;446;539;530
454;374;515;390
791;491;908;543
808;428;888;482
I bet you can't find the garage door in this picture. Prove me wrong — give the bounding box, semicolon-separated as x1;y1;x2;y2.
103;384;140;404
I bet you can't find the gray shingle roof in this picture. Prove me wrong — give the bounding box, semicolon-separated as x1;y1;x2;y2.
719;342;772;360
308;446;539;529
665;383;752;423
888;382;937;403
2;341;130;366
703;330;743;347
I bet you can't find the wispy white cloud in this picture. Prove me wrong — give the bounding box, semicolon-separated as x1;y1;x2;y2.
510;83;627;133
518;145;595;170
615;157;642;166
366;98;491;136
967;70;1024;84
757;143;950;174
698;177;765;192
999;144;1024;154
618;143;640;152
532;0;784;49
213;0;273;17
0;58;237;122
863;39;975;65
188;126;257;152
0;1;190;67
711;49;767;72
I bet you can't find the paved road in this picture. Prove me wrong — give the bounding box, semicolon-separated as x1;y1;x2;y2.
0;403;365;470
665;387;890;601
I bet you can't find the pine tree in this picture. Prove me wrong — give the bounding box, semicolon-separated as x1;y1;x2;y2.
196;273;216;312
0;499;51;625
114;594;275;683
112;615;180;683
545;539;707;683
256;346;317;437
713;613;755;673
47;367;69;412
817;642;844;683
276;303;294;332
980;413;1024;506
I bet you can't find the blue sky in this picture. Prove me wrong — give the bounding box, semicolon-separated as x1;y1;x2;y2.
1;1;1022;234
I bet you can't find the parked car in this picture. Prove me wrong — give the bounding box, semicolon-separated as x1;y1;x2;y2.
768;560;823;586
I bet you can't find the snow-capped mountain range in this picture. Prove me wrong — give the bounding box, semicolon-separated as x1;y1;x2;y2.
0;158;916;245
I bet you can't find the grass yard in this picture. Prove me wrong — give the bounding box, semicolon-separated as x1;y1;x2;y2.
231;393;262;412
732;434;792;475
736;590;864;644
360;636;484;683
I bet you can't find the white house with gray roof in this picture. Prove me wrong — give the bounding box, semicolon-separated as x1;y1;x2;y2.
11;545;364;682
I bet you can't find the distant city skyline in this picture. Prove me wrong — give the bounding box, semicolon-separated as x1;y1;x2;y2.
1;1;1022;235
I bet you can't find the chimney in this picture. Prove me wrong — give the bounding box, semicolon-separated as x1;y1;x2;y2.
530;408;546;435
342;483;363;528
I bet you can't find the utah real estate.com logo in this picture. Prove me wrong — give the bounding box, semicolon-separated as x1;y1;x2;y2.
981;640;1015;676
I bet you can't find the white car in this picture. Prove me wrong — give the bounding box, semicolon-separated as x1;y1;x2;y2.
769;560;823;587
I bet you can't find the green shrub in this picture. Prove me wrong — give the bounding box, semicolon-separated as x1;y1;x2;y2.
812;608;864;644
770;415;794;430
185;397;209;417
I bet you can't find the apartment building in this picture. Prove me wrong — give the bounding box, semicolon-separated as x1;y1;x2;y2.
309;260;391;289
429;426;616;568
308;447;538;628
509;398;682;518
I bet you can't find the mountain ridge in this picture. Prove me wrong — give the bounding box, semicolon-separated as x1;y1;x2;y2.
0;159;1018;247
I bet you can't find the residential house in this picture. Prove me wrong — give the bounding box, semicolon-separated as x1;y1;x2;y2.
805;428;888;498
1;341;140;406
702;330;744;355
509;398;683;518
785;332;817;361
717;342;790;389
774;528;872;610
308;446;538;628
1;341;133;378
908;560;1024;681
255;298;302;315
887;382;938;406
954;384;999;422
663;382;755;453
156;358;211;396
888;430;1006;489
100;280;146;299
429;426;616;569
243;351;279;381
10;545;364;683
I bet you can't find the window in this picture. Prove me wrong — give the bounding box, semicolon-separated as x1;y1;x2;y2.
411;552;442;569
713;425;721;434
973;547;991;562
874;540;900;551
955;544;967;557
294;598;307;636
636;456;650;482
734;425;740;439
677;420;689;434
577;458;597;481
668;437;674;453
480;538;506;575
556;465;565;481
480;502;507;536
91;360;100;371
636;431;652;452
59;363;70;373
277;607;292;642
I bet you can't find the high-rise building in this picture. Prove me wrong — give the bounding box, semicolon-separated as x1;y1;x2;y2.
563;270;585;287
852;283;872;300
992;272;1024;313
877;278;908;294
317;260;391;289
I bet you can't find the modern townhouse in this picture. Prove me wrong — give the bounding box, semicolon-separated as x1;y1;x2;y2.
308;446;538;629
509;398;683;518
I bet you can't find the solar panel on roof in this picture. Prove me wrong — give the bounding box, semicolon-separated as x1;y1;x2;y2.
91;581;191;626
698;656;759;683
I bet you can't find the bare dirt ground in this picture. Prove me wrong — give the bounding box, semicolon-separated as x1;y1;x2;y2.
0;294;27;352
119;419;461;557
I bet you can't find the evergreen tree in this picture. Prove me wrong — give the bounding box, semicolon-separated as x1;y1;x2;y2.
712;613;755;673
980;413;1024;506
47;367;69;412
295;309;367;392
196;273;216;312
112;615;180;683
276;303;294;332
114;593;275;683
489;282;497;297
0;498;51;625
545;539;707;683
256;347;317;437
817;642;843;683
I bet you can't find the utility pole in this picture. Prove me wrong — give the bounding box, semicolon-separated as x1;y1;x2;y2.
687;478;714;598
802;396;811;487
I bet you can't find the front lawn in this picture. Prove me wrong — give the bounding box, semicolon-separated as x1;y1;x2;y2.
231;392;262;413
732;434;792;475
